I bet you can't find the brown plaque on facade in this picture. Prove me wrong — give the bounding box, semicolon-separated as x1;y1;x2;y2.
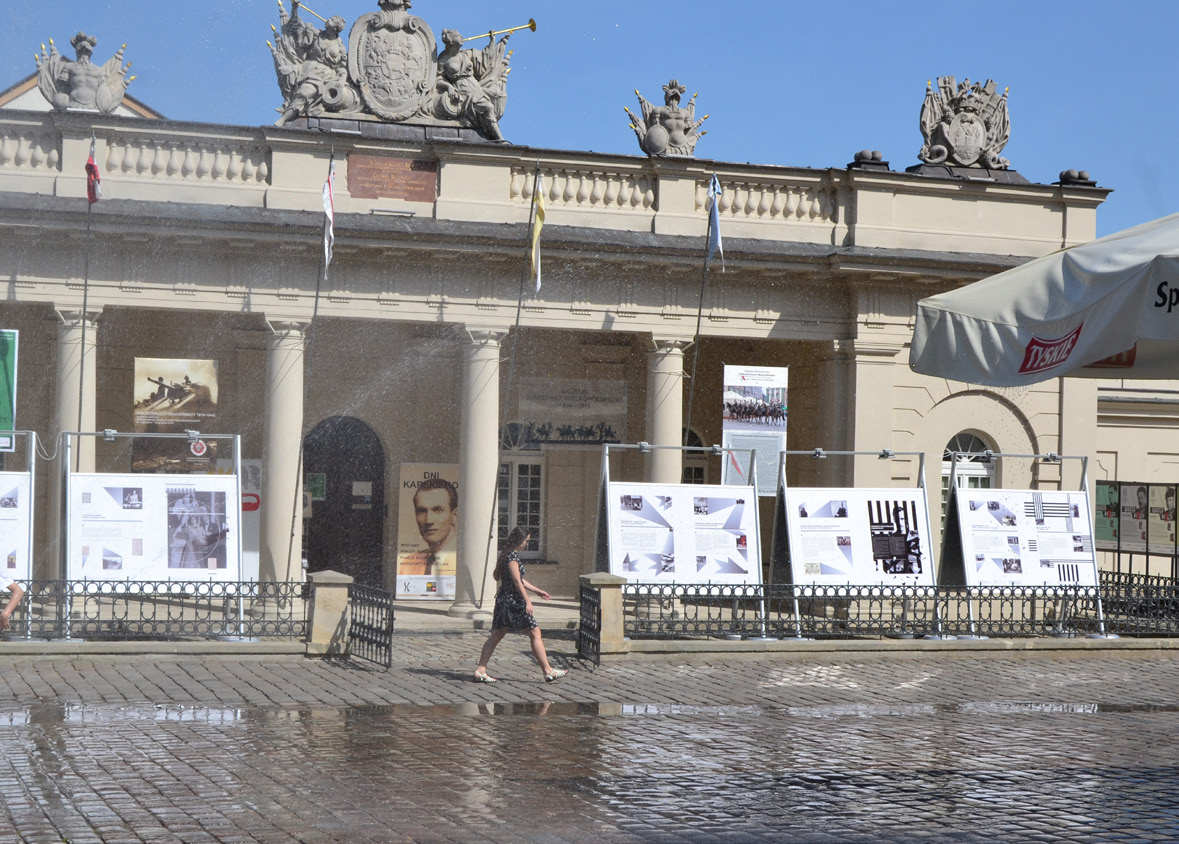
347;155;438;202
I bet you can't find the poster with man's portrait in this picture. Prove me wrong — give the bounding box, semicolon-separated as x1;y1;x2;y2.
396;464;459;600
1147;484;1177;556
132;358;219;472
1093;480;1119;552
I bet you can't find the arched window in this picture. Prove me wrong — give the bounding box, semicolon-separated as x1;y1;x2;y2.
941;432;996;528
682;427;709;484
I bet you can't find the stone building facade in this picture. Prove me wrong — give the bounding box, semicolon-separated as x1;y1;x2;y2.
2;62;1172;612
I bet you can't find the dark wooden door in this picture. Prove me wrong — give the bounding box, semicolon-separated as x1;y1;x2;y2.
303;416;385;587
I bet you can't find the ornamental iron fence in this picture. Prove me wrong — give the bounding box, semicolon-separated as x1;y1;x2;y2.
577;579;602;665
6;580;308;640
618;574;1179;641
347;583;395;669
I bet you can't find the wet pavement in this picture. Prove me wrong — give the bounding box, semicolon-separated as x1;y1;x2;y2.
2;632;1179;842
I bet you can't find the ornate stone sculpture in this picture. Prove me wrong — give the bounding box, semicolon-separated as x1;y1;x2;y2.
268;0;520;142
270;5;360;126
433;28;510;142
918;77;1010;169
624;80;707;157
35;32;133;113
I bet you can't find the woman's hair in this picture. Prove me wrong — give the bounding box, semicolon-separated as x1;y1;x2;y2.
493;525;530;580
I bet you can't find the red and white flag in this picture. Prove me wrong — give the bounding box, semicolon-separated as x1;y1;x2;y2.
85;136;101;204
322;160;335;267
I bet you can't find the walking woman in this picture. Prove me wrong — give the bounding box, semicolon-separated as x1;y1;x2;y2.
474;526;568;683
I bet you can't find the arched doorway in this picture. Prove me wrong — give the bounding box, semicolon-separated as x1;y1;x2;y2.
303;416;385;586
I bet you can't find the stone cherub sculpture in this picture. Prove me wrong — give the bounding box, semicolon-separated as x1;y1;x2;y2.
625;79;708;157
269;2;360;126
433;28;511;142
918;77;1010;169
35;32;133;113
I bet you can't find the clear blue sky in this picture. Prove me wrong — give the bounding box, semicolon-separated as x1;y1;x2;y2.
4;0;1175;237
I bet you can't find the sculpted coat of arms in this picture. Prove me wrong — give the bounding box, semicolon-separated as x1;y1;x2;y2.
269;0;521;142
918;77;1010;169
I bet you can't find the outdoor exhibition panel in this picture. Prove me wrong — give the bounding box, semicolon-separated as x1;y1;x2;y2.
67;472;241;581
0;472;31;581
721;364;788;497
1147;483;1177;556
0;432;35;581
1117;481;1149;554
1093;480;1119;552
780;487;936;587
605;481;761;585
946;488;1097;587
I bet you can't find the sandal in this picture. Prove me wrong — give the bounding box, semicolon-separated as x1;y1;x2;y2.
544;669;568;683
474;671;498;683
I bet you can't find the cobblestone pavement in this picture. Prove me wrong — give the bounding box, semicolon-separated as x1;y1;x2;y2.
2;633;1179;842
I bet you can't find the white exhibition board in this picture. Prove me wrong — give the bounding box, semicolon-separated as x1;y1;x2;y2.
607;482;761;585
68;473;241;581
952;489;1097;587
783;488;935;586
0;472;32;580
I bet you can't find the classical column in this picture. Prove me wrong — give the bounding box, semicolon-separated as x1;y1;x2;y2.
646;338;688;484
55;309;100;470
449;328;507;619
822;338;904;486
50;308;99;576
260;320;308;583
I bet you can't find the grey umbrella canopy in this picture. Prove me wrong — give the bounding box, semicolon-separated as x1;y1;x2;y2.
910;213;1179;386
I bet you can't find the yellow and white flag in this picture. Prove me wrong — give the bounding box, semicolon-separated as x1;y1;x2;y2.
530;173;545;293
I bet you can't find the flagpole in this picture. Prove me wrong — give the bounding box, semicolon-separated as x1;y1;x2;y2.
683;176;721;447
76;133;99;473
477;163;542;610
285;152;334;581
76;197;93;473
682;257;708;448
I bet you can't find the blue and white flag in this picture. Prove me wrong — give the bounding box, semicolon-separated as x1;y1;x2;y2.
706;174;723;272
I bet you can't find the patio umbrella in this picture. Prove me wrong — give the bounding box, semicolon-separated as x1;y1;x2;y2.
909;213;1179;386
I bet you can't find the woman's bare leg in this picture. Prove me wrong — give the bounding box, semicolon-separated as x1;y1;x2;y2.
476;628;507;676
527;627;553;675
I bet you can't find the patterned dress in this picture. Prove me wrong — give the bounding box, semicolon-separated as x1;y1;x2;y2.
491;552;538;631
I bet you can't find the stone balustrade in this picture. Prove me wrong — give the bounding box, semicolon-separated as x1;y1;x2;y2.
0;111;1106;259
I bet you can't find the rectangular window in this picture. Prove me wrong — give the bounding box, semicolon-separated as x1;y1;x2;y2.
497;457;543;558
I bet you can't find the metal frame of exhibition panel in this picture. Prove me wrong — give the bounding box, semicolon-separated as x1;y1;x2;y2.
941;450;1112;639
56;431;246;640
0;431;36;583
61;430;243;578
592;441;773;640
767;448;934;640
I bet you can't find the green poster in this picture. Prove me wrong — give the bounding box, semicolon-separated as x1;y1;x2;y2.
1093;480;1118;551
0;329;16;442
306;472;327;501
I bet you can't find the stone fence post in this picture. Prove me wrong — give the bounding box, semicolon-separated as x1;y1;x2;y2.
581;572;629;655
306;570;352;657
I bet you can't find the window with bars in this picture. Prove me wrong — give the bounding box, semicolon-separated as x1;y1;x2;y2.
497;458;543;557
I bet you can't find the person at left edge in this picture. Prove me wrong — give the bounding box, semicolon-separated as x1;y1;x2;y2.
0;570;23;631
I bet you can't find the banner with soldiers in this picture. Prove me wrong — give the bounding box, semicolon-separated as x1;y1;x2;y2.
132;358;219;472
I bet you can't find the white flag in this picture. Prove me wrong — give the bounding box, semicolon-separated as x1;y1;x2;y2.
322;160;335;267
